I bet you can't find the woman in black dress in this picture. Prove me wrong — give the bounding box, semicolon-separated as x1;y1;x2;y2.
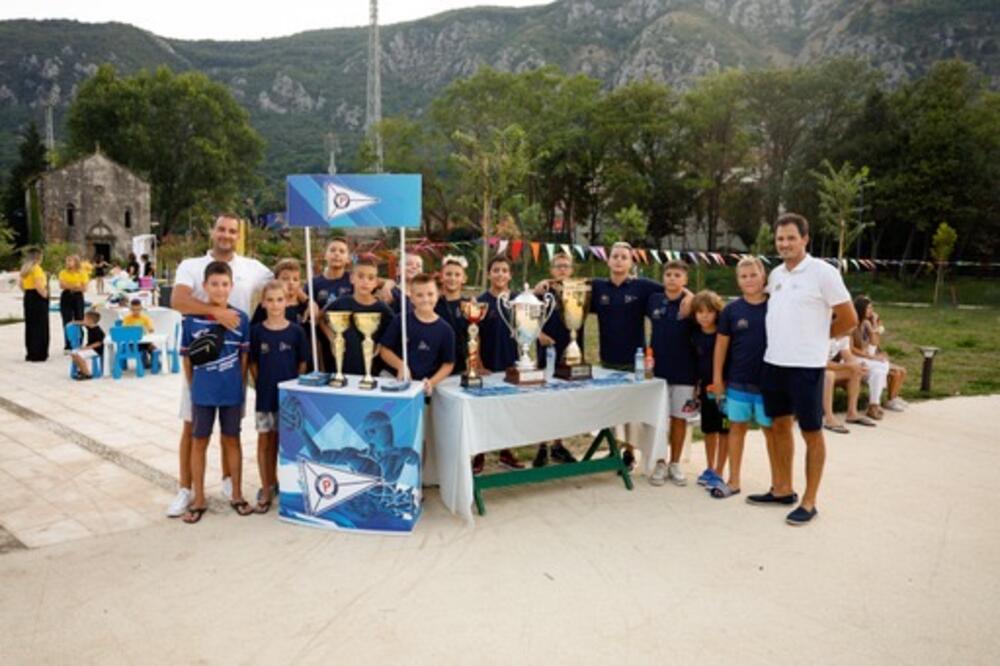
92;253;109;294
58;255;88;350
19;249;49;362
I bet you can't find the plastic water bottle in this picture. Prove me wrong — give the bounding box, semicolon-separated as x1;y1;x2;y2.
545;345;556;380
634;347;644;381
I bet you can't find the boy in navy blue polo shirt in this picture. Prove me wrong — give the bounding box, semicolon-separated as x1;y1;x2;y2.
312;238;353;308
380;274;455;395
589;242;664;470
474;255;524;472
322;255;394;377
250;258;316;327
435;255;472;376
180;261;252;523
313;238;352;372
711;256;774;501
531;251;580;467
590;242;662;370
647;260;697;487
249;280;309;513
476;255;519;377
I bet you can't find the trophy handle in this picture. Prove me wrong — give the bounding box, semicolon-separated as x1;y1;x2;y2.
541;291;557;326
497;293;516;339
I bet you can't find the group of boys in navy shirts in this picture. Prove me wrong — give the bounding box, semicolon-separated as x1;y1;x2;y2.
178;236;776;523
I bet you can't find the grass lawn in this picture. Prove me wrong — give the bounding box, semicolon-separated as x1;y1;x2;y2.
877;305;1000;400
579;304;1000;402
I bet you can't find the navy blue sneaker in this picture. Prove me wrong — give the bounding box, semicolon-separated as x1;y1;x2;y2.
786;506;818;526
746;491;799;506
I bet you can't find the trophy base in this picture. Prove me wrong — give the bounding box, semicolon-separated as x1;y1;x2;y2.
328;375;348;388
461;375;484;389
505;367;545;386
555;363;593;381
358;377;378;391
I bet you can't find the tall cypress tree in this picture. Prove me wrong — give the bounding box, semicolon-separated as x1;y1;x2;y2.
2;122;48;247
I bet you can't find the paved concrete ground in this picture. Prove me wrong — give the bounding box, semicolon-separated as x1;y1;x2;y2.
0;289;998;664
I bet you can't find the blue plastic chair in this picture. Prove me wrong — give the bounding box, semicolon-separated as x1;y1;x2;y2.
65;323;103;379
110;323;145;379
167;321;181;374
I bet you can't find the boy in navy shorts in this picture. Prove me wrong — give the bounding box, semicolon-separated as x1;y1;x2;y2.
249;280;309;513
380;274;455;395
690;290;729;490
646;260;697;487
180;261;252;523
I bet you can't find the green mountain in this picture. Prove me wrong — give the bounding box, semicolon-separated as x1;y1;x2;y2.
2;0;997;189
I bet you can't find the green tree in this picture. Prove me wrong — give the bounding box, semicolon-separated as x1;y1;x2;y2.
604;205;648;246
811;159;872;266
0;215;17;268
450;124;533;289
2;122;48;246
743;67;822;224
750;222;774;257
601;81;687;243
880;60;997;266
65;65;264;234
359;117;454;235
931;222;958;305
681;70;752;251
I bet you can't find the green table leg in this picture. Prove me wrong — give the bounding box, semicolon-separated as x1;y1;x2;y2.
472;428;633;515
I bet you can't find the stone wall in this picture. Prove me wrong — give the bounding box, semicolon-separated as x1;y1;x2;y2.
37;152;151;262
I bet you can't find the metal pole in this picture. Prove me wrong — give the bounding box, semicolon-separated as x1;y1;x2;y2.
305;227;319;373
399;227;409;382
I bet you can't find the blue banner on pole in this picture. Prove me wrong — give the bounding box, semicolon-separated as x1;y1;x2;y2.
286;174;421;229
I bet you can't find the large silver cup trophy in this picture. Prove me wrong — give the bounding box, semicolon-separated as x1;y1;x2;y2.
498;284;557;386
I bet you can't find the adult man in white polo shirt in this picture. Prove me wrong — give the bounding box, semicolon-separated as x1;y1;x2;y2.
165;214;273;517
752;213;857;526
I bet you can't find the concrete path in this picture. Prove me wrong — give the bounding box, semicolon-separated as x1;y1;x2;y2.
0;292;998;664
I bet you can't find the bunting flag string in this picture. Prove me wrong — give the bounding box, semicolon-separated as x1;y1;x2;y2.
366;235;1000;272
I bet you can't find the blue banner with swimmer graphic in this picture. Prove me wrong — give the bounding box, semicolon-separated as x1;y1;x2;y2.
277;383;424;534
286;174;422;229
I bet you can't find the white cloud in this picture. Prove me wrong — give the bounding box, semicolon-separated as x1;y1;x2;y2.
2;0;553;41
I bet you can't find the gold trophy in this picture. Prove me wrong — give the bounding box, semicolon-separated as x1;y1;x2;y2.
498;284;556;386
325;311;352;387
353;312;382;390
554;278;593;380
460;300;488;388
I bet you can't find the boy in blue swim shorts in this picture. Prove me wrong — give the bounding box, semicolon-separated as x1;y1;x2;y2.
710;257;775;500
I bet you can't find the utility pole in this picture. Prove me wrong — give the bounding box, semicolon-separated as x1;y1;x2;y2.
365;0;383;173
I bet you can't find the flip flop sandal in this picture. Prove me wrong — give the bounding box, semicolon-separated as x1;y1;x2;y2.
823;423;850;434
255;499;272;514
230;500;255;516
710;483;740;499
182;507;207;524
846;416;877;427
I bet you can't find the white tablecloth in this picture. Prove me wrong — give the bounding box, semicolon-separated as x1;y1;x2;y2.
430;369;668;522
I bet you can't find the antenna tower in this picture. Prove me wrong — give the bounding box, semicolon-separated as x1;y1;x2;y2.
365;0;383;173
44;104;55;154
